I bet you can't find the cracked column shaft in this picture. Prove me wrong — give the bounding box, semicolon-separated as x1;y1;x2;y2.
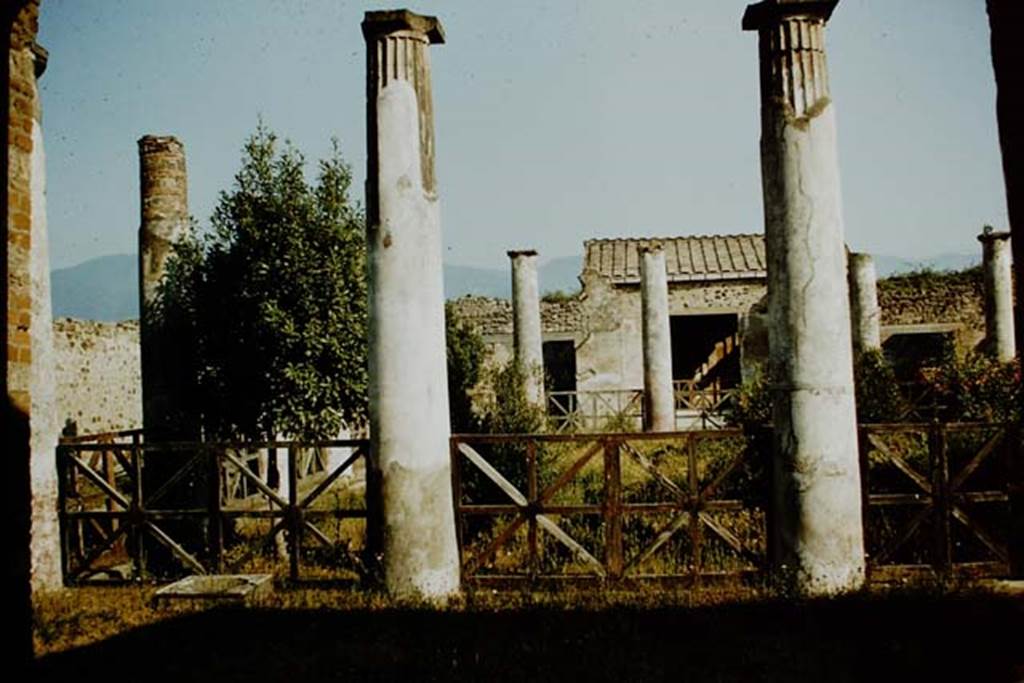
847;252;881;354
364;9;459;600
744;0;865;595
508;250;545;409
640;247;675;432
978;228;1016;362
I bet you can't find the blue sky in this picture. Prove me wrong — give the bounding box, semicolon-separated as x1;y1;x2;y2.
38;0;1007;271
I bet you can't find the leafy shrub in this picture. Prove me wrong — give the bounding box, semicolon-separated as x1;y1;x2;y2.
927;351;1020;423
854;350;909;423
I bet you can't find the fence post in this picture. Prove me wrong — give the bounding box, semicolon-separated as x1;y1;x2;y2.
603;438;624;580
207;446;223;574
858;425;871;582
931;423;952;578
688;434;702;582
527;440;539;579
449;437;464;577
131;433;146;581
364;441;384;579
56;444;71;585
287;445;300;582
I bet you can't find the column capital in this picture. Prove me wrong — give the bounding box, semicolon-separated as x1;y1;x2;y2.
978;226;1012;243
742;0;838;31
138;135;184;155
362;9;445;44
507;249;538;259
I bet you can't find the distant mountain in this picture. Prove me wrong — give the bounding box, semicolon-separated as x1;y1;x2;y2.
51;253;138;321
50;252;586;320
443;255;582;299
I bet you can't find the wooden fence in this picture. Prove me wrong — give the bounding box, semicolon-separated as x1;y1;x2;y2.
451;423;1017;585
57;433;377;585
450;430;769;586
861;422;1014;580
546;385;739;433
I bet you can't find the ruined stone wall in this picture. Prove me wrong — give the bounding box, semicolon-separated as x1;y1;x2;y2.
877;269;986;351
878;269;985;329
575;272;766;392
54;318;142;434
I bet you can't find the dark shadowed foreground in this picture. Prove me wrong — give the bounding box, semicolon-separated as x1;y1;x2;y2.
32;590;1024;682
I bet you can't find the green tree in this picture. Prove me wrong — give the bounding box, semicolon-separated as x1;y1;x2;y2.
153;125;367;440
445;303;486;433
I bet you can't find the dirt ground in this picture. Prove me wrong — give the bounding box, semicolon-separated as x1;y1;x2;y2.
30;584;1024;682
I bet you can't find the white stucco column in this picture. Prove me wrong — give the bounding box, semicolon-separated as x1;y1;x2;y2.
363;10;459;600
744;0;865;595
978;227;1016;362
640;246;675;432
508;250;545;409
847;252;881;353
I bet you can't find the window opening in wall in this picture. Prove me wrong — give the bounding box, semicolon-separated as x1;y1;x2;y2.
882;331;955;381
543;340;577;394
669;314;741;389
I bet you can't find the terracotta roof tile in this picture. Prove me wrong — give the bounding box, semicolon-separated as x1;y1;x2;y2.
583;234;767;284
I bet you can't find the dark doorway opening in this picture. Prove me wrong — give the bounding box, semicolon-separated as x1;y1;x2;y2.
670;314;741;388
543;340;577;393
882;332;954;381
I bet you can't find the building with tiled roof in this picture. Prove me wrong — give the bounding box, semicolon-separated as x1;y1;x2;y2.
583;235;767;284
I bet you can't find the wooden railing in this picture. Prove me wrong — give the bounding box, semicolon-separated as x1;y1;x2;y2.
861;422;1013;581
57;436;377;585
546;385;739;433
451;422;1017;585
547;389;644;433
450;430;769;585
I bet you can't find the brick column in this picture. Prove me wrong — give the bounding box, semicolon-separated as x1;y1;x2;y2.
137;135;189;438
744;0;865;595
5;0;50;666
364;10;459;600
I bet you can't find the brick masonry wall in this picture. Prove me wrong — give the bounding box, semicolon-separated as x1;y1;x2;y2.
7;0;38;414
54;318;142;434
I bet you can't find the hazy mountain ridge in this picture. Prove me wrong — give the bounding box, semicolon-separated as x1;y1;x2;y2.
50;251;981;322
50;253;586;321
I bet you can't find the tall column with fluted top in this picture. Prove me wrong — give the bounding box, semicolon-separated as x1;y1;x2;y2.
847;252;881;354
508;250;545;409
743;0;865;595
978;227;1016;362
363;10;459;600
640;246;675;432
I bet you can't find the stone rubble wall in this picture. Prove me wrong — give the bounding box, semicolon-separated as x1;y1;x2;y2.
54;318;141;435
877;269;985;329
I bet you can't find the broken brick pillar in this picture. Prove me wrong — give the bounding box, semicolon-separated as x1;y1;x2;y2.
978;227;1016;362
640;245;675;432
847;252;881;354
508;249;545;409
363;9;459;600
137;135;190;438
744;0;866;595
